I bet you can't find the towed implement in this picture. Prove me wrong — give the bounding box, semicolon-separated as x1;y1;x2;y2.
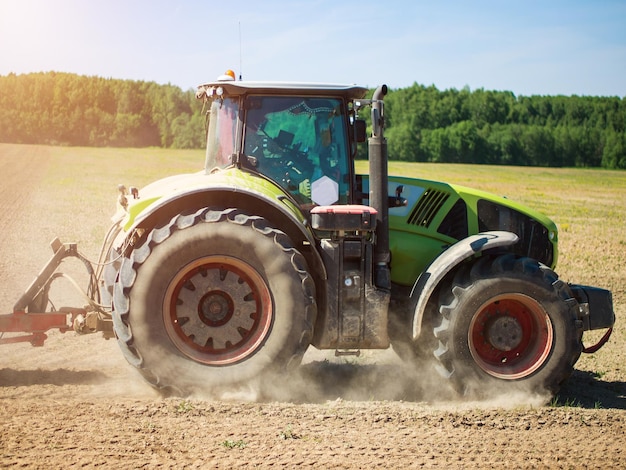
0;74;615;398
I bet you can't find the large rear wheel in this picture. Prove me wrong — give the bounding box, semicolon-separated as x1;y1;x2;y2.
113;208;316;395
433;254;582;398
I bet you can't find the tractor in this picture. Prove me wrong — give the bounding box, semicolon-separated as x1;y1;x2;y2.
0;74;615;398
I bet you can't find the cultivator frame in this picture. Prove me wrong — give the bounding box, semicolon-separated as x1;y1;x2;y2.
0;238;112;346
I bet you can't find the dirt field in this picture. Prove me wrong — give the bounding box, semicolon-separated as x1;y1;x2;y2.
1;144;625;468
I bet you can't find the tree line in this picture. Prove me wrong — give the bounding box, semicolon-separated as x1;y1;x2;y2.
0;72;624;168
0;72;205;148
378;84;625;168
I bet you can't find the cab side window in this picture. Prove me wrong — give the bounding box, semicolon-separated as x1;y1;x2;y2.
244;96;349;206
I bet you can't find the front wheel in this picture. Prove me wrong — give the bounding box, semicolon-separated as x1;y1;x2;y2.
433;254;582;398
113;208;316;395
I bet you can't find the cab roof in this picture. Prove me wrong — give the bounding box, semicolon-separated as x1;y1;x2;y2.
197;80;369;100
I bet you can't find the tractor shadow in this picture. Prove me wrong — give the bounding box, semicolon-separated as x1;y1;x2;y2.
551;369;626;410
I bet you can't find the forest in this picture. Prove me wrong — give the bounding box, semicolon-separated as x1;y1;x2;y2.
0;71;624;168
0;72;204;149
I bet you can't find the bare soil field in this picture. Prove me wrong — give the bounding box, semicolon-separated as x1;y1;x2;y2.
1;143;625;468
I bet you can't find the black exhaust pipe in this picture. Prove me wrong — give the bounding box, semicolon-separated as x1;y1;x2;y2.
368;84;390;290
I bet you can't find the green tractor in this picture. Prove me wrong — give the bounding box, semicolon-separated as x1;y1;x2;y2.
2;76;615;399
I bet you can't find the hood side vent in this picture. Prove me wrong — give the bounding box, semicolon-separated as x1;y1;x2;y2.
407;189;449;228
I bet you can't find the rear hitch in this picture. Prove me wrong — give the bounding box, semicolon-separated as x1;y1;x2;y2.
73;310;114;339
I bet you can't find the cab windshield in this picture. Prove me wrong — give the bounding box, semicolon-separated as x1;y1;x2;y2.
243;96;350;206
204;97;239;170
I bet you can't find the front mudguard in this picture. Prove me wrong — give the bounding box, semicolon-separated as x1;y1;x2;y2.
410;231;519;340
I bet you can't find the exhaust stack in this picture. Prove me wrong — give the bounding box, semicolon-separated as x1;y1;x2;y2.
368;84;390;290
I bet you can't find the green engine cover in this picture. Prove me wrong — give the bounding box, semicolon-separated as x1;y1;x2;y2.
360;175;559;287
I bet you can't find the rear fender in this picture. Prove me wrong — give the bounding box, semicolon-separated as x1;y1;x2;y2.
411;231;519;340
115;185;327;307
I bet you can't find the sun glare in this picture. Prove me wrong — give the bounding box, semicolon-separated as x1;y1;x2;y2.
0;1;83;73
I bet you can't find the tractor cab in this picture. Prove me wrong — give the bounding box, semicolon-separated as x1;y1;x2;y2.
197;80;368;208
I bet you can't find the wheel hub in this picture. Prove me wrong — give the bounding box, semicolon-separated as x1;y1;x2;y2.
485;315;523;352
199;291;233;327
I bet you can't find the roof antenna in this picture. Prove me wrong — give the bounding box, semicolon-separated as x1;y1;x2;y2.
238;22;243;80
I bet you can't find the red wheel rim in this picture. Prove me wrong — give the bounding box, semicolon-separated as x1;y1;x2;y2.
163;255;273;365
468;293;553;379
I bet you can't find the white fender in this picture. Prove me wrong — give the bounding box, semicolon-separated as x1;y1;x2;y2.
411;231;519;340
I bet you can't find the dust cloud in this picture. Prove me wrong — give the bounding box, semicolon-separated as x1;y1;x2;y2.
0;331;550;409
186;347;552;409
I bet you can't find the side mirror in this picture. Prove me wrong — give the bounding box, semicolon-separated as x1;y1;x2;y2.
354;119;367;143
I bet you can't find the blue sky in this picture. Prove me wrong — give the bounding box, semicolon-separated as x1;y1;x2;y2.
1;0;624;97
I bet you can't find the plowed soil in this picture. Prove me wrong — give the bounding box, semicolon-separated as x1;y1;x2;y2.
1;144;625;469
